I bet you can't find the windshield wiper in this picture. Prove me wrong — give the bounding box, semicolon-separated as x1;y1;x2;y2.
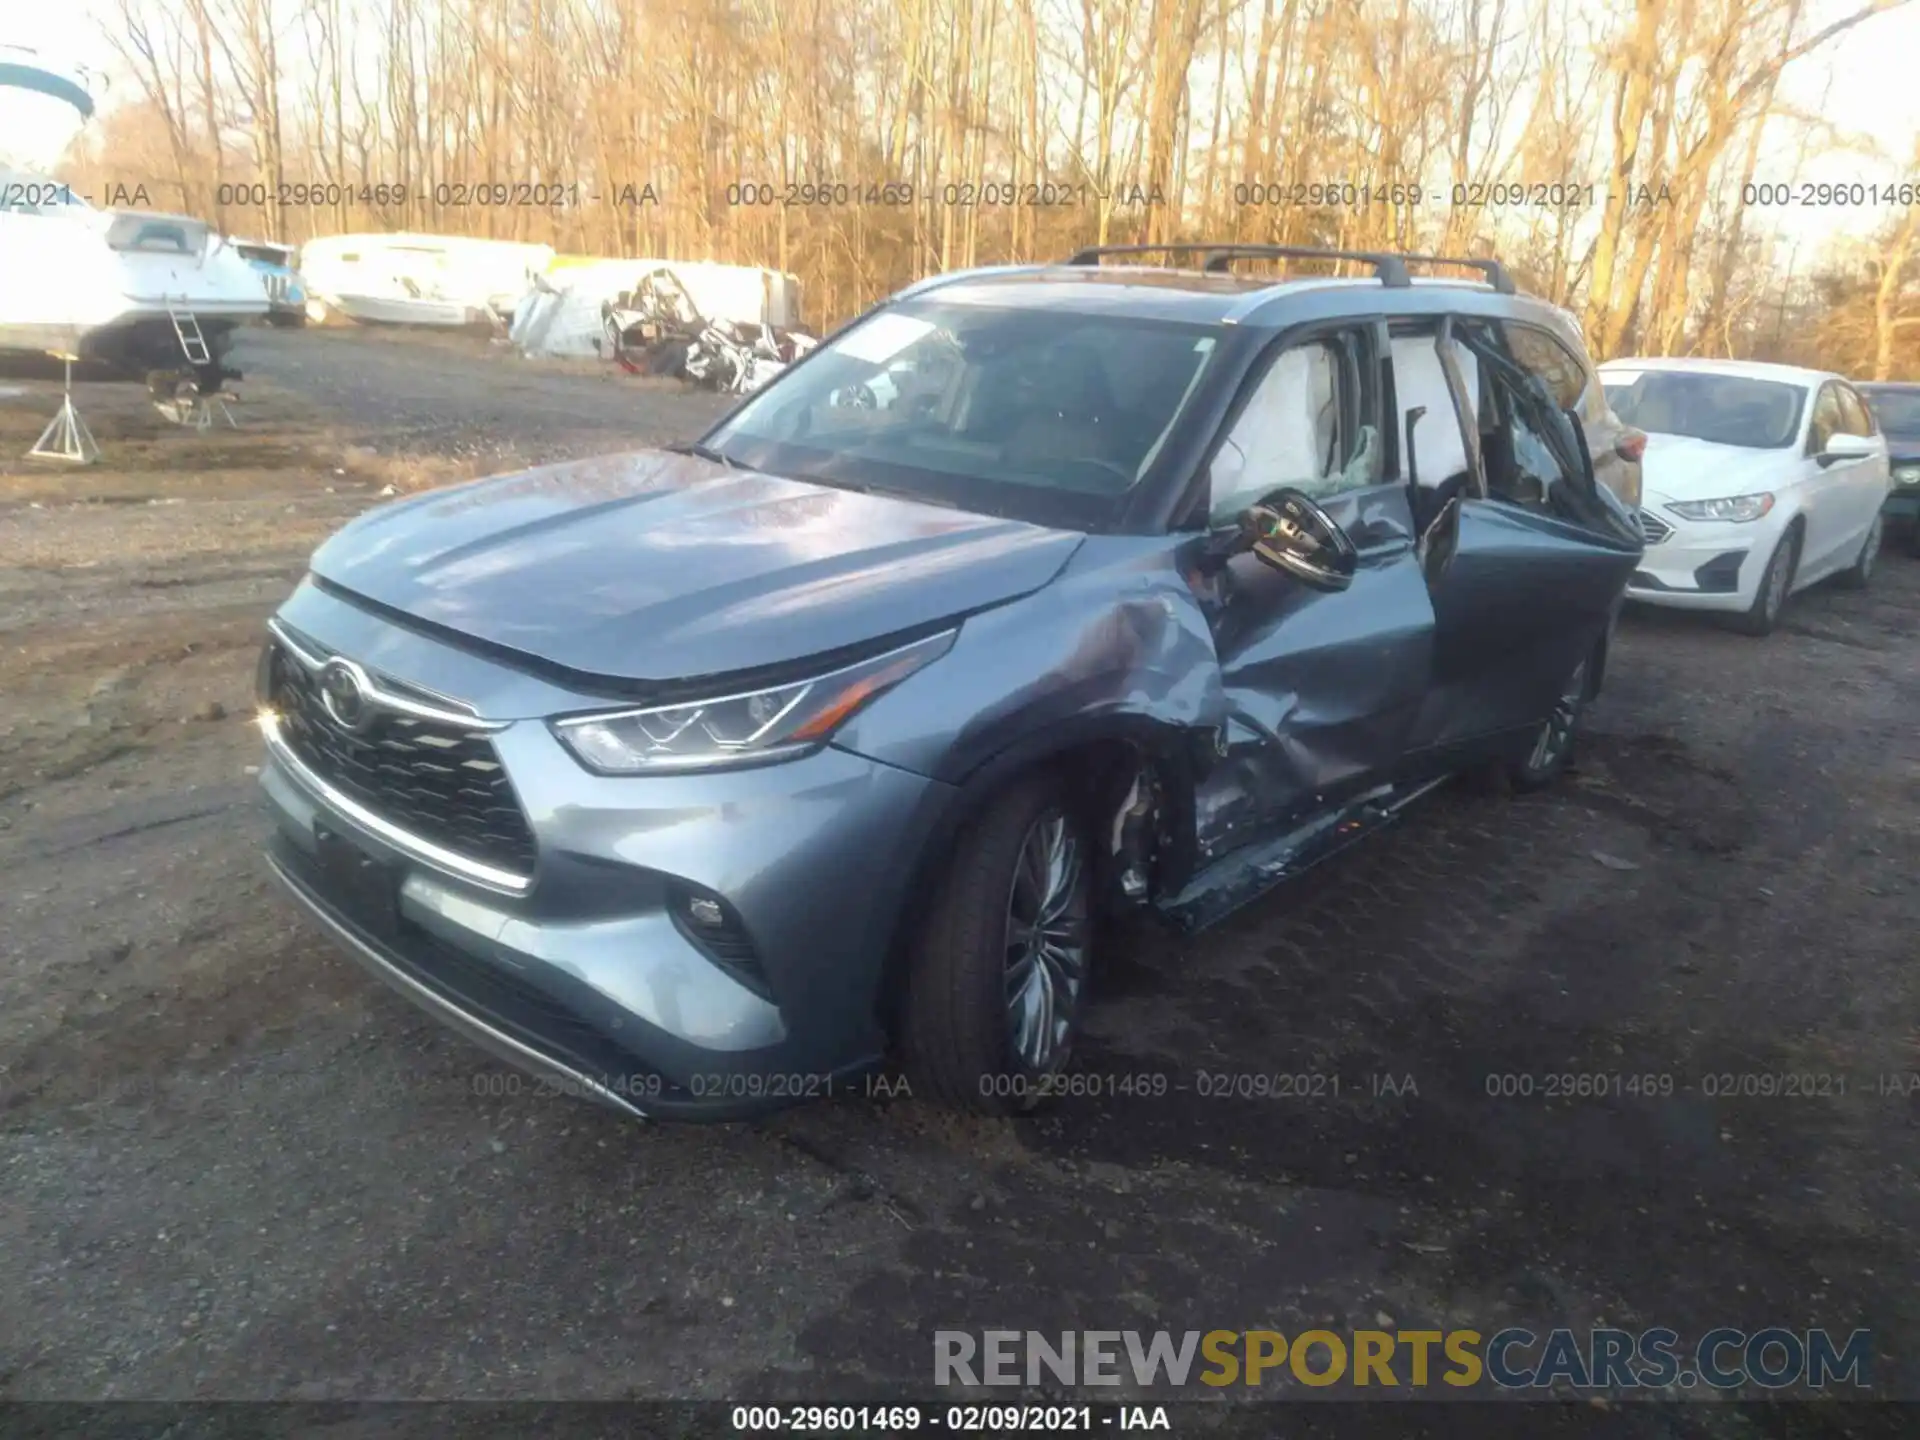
668;440;738;469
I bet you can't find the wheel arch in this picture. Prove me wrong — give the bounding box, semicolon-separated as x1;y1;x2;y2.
872;714;1208;1033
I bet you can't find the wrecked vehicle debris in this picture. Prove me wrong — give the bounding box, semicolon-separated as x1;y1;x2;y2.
254;243;1643;1121
602;266;817;394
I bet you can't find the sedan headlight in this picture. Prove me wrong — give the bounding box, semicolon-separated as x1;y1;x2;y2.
551;629;957;774
1894;463;1920;487
1666;493;1775;523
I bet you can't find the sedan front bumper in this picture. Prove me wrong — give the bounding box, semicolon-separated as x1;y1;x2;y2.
1625;504;1788;612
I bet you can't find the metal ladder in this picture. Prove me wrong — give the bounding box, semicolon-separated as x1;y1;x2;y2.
167;301;212;367
163;298;238;430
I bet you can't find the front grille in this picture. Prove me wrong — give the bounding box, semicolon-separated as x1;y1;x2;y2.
266;642;538;877
1638;509;1672;544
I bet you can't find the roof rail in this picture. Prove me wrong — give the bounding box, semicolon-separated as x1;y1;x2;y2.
1060;243;1515;295
890;263;1051;303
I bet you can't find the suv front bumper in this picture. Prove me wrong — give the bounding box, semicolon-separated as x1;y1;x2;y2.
257;614;950;1121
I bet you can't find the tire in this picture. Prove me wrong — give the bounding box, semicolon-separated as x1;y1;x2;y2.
1503;653;1590;793
900;777;1093;1116
1728;526;1800;637
1835;512;1883;589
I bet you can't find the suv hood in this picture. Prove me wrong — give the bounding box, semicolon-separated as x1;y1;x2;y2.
1639;433;1804;504
309;449;1085;684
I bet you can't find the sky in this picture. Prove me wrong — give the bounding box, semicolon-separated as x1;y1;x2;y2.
5;0;1920;252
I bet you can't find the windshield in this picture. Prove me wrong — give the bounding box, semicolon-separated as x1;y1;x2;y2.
1602;371;1804;449
1861;386;1920;436
705;299;1224;529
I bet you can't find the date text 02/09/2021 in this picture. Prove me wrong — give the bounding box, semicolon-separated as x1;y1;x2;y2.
729;1405;1170;1433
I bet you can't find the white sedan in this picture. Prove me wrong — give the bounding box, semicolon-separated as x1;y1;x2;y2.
1598;358;1892;636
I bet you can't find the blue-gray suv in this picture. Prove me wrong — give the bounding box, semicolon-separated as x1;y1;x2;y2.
258;244;1645;1119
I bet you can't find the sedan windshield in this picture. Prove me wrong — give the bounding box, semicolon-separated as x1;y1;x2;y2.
1602;371;1804;449
704;299;1224;529
1861;386;1920;436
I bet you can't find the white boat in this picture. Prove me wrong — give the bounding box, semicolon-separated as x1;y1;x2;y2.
0;52;268;376
298;233;556;327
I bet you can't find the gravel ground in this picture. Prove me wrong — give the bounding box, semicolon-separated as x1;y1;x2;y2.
1;327;1916;1434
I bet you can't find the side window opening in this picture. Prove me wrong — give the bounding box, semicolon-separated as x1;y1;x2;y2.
1388;325;1479;491
1207;329;1380;524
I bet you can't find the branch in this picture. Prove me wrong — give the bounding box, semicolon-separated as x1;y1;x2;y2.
1734;0;1914;110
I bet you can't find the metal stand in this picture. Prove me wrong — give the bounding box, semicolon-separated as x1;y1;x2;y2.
27;356;100;463
186;392;239;431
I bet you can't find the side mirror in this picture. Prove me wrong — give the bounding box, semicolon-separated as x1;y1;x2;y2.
1818;432;1876;466
1242;488;1358;593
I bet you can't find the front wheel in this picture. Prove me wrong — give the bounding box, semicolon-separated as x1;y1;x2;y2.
900;778;1093;1116
1728;528;1799;637
1835;512;1883;589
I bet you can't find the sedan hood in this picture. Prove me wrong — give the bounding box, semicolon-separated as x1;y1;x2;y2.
309;450;1085;684
1638;433;1803;505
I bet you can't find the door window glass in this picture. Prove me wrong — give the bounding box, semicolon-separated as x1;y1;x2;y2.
1506;323;1607;424
1836;385;1875;437
1808;385;1844;453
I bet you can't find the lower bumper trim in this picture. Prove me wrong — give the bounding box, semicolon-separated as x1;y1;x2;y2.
266;850;652;1120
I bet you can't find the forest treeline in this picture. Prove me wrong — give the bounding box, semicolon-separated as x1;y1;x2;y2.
59;0;1920;376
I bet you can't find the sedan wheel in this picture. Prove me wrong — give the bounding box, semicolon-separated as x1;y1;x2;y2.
1730;529;1799;637
1837;513;1883;589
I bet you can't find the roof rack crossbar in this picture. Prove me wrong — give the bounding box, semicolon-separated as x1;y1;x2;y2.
1389;251;1516;295
1064;243;1411;287
1061;243;1516;295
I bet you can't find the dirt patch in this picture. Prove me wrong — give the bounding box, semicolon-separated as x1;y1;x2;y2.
1;328;1916;1427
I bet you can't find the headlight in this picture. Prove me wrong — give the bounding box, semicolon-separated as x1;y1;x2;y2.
1666;493;1774;523
551;629;957;774
1894;464;1920;487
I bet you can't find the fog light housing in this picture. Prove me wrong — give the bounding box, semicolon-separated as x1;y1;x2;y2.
668;883;770;998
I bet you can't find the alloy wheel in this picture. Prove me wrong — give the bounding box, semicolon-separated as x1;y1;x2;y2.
1859;515;1883;582
1527;660;1588;772
1763;543;1792;622
1003;810;1088;1073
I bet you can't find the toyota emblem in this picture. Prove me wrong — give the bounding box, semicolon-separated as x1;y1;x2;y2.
318;658;372;731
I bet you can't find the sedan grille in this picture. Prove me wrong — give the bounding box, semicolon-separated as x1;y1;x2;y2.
1637;510;1672;544
265;641;537;878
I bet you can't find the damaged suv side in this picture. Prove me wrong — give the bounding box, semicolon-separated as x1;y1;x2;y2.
258;244;1643;1120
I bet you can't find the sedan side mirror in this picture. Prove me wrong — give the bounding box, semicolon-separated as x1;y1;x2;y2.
1817;432;1877;466
1241;488;1358;593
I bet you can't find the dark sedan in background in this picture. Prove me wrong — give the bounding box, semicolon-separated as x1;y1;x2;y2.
1860;382;1920;555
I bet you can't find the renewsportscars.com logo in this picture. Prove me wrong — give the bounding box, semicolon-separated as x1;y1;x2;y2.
933;1327;1873;1392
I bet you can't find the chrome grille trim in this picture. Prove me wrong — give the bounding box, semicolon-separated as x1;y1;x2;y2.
1637;509;1672;544
261;713;532;894
266;617;503;731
